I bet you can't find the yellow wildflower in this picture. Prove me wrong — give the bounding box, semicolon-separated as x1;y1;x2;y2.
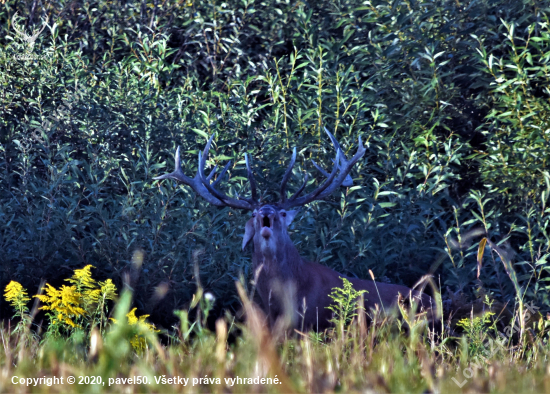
126;308;158;353
66;265;96;289
4;281;31;316
127;308;157;330
66;265;99;308
33;266;118;334
4;281;31;304
127;307;143;325
35;284;86;329
99;279;118;301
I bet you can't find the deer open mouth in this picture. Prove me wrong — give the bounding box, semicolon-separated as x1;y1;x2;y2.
260;216;273;238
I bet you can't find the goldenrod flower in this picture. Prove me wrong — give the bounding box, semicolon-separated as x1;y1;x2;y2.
66;265;97;289
127;308;157;330
4;281;30;304
4;281;31;316
35;284;86;329
33;265;118;334
99;279;117;301
127;307;144;325
66;265;99;308
126;308;158;353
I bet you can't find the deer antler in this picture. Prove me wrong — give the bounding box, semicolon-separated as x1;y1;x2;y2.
278;128;366;209
279;147;299;203
322;127;354;188
154;134;259;210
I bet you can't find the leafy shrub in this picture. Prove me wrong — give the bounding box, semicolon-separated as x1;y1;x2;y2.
473;19;550;208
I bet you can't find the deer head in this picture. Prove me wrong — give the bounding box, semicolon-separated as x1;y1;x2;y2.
242;205;298;261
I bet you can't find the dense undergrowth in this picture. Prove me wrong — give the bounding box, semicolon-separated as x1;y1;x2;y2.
2;266;550;393
2;0;550;391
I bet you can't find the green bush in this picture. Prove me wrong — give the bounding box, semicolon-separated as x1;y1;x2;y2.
1;0;549;329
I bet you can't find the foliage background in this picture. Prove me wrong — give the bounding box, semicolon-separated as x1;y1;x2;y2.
1;0;550;328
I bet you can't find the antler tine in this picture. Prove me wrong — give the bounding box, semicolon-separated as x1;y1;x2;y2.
153;147;226;207
311;159;330;178
325;127;353;187
280;131;366;209
197;150;225;201
30;14;49;40
312;157;352;189
206;165;219;182
245;154;259;203
280;147;297;202
198;136;259;209
197;137;248;207
314;135;365;200
154;135;254;210
36;15;49;35
197;135;228;201
313;157;353;187
211;160;232;188
288;172;308;201
279;149;341;209
324;127;342;151
153;147;191;183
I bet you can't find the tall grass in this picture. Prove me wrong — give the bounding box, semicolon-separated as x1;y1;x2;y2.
2;277;550;393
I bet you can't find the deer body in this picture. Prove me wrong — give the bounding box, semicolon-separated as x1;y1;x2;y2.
244;204;433;330
154;129;435;330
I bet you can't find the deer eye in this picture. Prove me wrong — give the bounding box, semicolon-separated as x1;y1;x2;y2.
280;212;286;217
252;213;256;217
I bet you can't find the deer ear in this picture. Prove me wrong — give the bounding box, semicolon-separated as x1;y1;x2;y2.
283;210;298;227
242;217;255;251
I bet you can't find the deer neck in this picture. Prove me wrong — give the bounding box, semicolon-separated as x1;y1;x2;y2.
251;235;303;280
251;234;306;325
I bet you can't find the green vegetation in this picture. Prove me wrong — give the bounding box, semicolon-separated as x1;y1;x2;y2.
326;276;367;327
35;264;117;334
3;274;550;393
2;0;550;392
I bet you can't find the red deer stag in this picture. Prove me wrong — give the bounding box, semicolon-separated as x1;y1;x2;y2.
154;130;435;330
